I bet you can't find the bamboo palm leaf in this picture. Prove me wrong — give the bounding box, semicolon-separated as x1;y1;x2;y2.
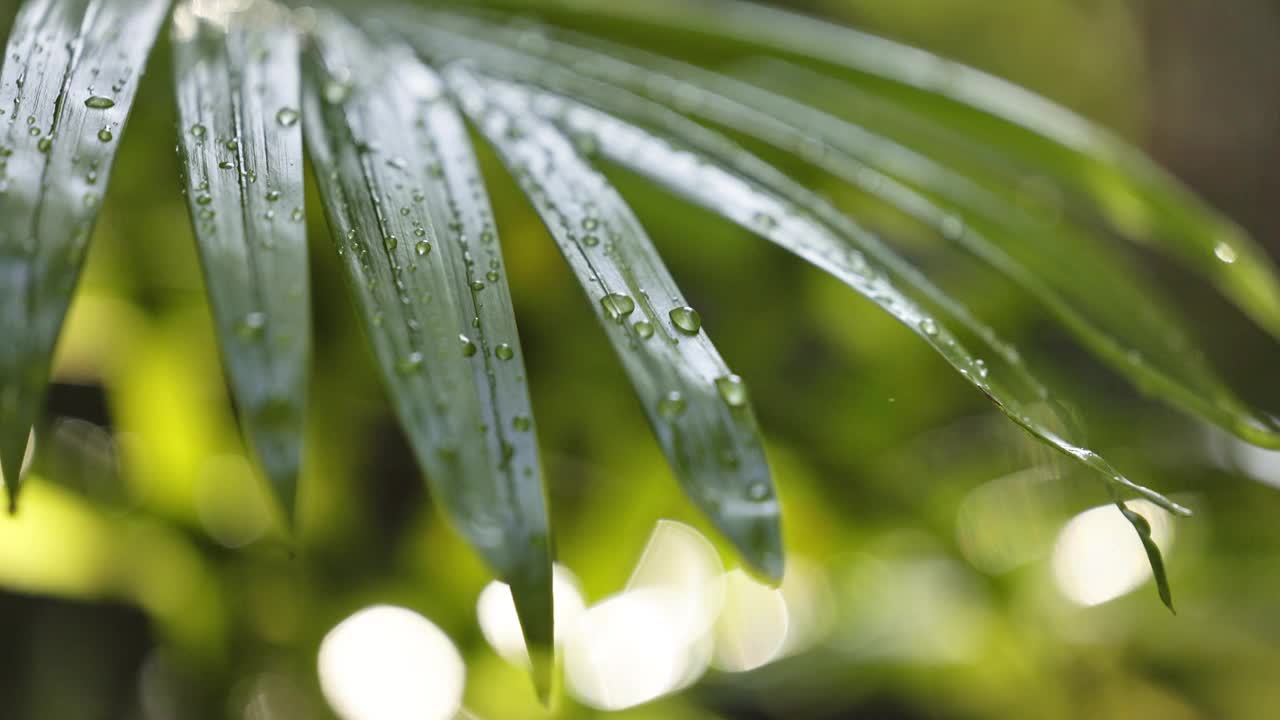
299;15;554;693
0;0;170;509
466;0;1280;342
400;12;1280;452
446;63;785;582
171;1;310;523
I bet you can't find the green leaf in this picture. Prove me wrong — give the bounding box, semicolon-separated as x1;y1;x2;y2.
396;25;1188;518
171;2;310;525
300;15;554;695
446;63;785;582
404;14;1280;451
468;0;1280;343
0;0;171;510
1116;502;1174;613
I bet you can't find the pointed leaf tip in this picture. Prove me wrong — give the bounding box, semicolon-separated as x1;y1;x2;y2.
1117;503;1176;613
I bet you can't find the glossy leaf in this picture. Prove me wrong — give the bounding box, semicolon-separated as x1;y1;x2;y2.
171;1;310;523
397;27;1188;517
300;15;554;695
469;0;1280;342
0;0;170;509
401;13;1280;451
447;63;785;581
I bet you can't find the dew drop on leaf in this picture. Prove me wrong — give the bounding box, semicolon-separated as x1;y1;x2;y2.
84;95;115;109
715;374;749;407
601;292;635;320
669;305;702;334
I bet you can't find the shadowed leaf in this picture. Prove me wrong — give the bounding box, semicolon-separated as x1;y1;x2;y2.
0;0;170;509
171;1;310;525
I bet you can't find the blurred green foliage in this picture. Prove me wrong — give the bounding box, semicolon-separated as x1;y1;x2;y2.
2;1;1279;719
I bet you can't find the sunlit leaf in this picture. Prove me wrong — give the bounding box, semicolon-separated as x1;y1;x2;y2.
300;14;553;694
171;1;310;523
446;63;785;581
402;31;1190;518
0;0;171;509
468;0;1280;343
405;12;1280;451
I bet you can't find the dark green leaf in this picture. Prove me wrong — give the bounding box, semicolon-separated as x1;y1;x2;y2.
447;63;785;582
1116;502;1174;613
171;1;310;524
300;15;553;695
0;0;171;509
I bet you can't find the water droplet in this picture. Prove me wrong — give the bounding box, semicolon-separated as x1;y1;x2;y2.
1214;242;1238;264
512;416;532;432
190;124;206;138
940;215;965;240
384;235;398;250
27;126;40;137
196;193;212;206
238;311;266;338
715;374;749;407
669;306;701;334
582;217;599;231
485;270;499;282
658;390;687;419
97;128;112;142
265;190;281;202
918;318;938;337
84;95;115;109
36;137;51;153
582;234;600;247
224;138;239;152
415;240;431;256
601;292;635;320
291;208;304;222
460;334;478;357
396;351;424;375
470;280;486;291
634;320;654;339
218;160;234;169
275;107;299;127
495;343;514;361
324;79;351;104
748;482;769;501
752;212;778;230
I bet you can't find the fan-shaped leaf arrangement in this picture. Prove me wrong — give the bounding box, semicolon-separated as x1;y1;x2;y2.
4;0;1280;679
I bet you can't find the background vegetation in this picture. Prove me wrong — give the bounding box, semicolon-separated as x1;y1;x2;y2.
1;1;1279;718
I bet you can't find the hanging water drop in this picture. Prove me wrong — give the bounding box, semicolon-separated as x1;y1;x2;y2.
669;305;701;334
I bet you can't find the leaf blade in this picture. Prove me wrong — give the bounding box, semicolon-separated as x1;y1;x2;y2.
0;0;171;508
447;62;785;581
300;15;554;691
171;1;310;523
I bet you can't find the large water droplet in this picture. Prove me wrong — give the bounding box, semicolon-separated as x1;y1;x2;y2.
36;137;51;153
415;240;431;256
84;95;115;109
460;335;478;357
715;374;749;407
669;306;701;335
601;293;635;320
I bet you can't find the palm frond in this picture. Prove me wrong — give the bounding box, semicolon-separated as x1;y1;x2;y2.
172;1;310;524
0;0;170;508
300;13;554;693
447;63;784;581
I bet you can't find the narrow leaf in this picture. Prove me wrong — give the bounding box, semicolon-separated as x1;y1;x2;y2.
0;0;171;509
171;1;310;524
446;63;785;581
443;62;1188;518
1116;502;1174;613
300;16;554;693
471;0;1280;341
408;15;1280;450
